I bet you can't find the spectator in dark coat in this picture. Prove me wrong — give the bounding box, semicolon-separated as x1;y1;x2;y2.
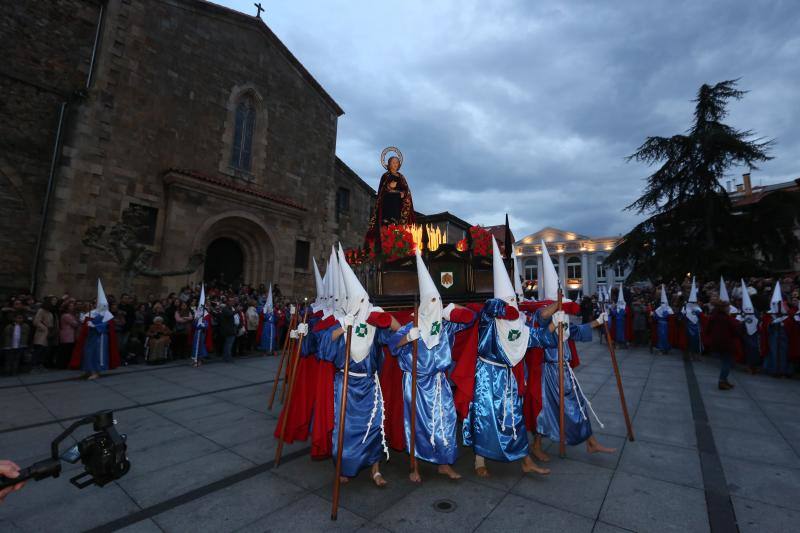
707;300;739;390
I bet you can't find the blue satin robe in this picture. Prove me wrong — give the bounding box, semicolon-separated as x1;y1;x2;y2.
462;299;557;462
82;315;111;372
258;311;276;351
535;311;595;446
191;317;209;360
298;316;320;357
318;324;393;477
764;321;789;375
684;309;702;353
389;314;475;465
612;307;627;345
654;310;671;353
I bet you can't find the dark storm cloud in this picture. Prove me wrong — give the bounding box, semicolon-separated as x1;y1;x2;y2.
219;0;800;239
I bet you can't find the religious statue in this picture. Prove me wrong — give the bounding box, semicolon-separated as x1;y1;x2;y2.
365;147;415;249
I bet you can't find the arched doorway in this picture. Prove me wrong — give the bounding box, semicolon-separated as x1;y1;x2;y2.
204;237;244;286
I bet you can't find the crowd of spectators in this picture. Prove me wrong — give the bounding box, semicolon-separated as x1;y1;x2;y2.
1;282;308;375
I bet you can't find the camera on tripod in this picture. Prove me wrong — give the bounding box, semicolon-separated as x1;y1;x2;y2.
0;410;130;490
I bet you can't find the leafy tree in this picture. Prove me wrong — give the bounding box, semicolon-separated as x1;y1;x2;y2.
607;79;797;279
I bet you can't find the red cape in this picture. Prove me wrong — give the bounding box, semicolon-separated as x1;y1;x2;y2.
188;315;214;352
69;317;121;370
274;355;319;444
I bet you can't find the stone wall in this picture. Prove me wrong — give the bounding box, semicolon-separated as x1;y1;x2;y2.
0;0;101;295
13;0;374;300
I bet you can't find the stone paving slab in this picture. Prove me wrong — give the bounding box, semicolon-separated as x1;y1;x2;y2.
1;346;799;531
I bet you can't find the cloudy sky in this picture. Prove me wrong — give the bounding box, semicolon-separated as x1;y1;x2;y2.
217;0;799;239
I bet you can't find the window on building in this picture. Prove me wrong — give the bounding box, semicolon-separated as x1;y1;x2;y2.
336;187;350;220
596;258;606;279
230;95;256;171
614;263;626;278
294;240;310;270
524;258;537;281
567;256;581;279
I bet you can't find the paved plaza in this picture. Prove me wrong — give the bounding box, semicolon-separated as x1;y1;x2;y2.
1;340;799;532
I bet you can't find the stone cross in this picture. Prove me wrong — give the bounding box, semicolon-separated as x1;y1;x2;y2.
254;2;264;18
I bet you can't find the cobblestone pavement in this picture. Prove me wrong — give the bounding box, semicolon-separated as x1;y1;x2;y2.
1;338;798;532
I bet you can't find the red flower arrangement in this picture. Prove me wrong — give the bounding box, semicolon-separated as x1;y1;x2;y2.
380;224;416;262
469;226;493;256
345;248;370;266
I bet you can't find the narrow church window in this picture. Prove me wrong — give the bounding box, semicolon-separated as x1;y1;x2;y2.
336;187;350;220
231;95;256;171
294;240;310;270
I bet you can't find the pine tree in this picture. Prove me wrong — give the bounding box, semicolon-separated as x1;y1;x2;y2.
606;79;791;279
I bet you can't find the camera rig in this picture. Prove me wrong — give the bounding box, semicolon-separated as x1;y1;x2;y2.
0;410;130;490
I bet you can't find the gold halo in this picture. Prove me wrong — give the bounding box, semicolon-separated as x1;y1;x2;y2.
380;146;403;170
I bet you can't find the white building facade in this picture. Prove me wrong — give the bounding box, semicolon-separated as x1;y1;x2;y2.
513;227;629;300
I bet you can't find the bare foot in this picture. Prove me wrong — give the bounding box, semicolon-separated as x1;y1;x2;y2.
521;455;550;475
339;476;349;484
87;373;100;381
372;472;387;487
437;464;462;480
475;466;490;478
409;469;422;483
531;446;551;463
586;437;616;454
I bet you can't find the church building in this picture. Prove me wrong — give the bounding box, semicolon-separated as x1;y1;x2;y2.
1;0;375;298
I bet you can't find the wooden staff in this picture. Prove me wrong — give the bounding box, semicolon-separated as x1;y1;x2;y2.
331;323;353;521
274;306;309;466
603;321;635;441
281;305;299;401
268;308;297;410
557;287;566;458
409;297;419;473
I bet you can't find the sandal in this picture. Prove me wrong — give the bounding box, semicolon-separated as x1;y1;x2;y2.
372;471;387;487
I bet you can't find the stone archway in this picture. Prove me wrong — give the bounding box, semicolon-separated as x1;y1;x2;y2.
193;213;276;286
204;237;244;286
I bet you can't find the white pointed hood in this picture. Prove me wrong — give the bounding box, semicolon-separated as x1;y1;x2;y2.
616;283;626;310
770;280;787;318
196;283;208;325
311;257;325;313
338;243;381;363
262;284;273;316
92;278;113;322
490;236;530;366
331;245;347;319
719;276;730;303
415;249;443;349
492;236;516;306
656;284;673;316
682;277;700;324
540;240;559;301
739;279;758;335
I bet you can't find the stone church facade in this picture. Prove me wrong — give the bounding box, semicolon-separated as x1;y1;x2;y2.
1;0;375;299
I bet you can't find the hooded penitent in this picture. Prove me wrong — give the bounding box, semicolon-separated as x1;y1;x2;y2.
338;243;382;363
492;236;530;365
739;279;758;335
683;277;700;324
92;279;114;322
514;269;525;302
720;275;738;314
311;258;325;313
415;249;443;349
656;284;673;315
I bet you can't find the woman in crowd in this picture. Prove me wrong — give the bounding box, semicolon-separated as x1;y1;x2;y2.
58;301;80;369
173;302;193;358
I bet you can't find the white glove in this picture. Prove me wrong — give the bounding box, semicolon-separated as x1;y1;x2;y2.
342;315;355;328
596;312;607;325
289;305;296;315
296;323;309;336
553;311;570;340
289;329;298;339
407;327;421;342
